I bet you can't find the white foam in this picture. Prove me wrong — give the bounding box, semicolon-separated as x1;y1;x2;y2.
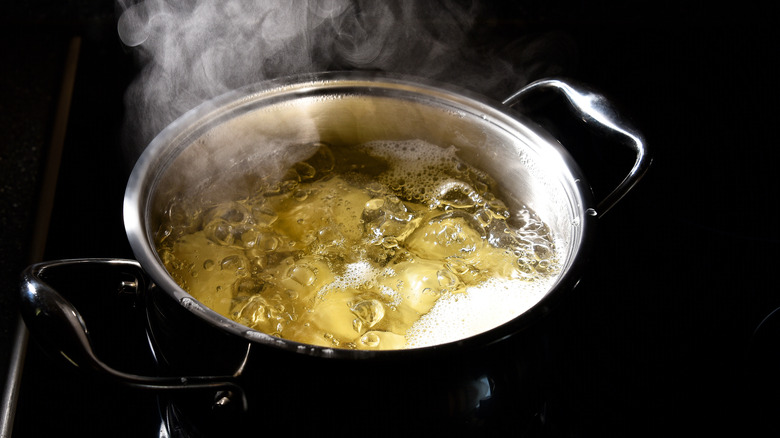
361;140;460;202
377;285;402;306
321;260;375;291
318;261;403;306
404;277;552;348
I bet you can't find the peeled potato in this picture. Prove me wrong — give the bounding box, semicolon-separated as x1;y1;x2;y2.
287;288;363;347
161;231;247;316
271;177;371;243
406;214;484;261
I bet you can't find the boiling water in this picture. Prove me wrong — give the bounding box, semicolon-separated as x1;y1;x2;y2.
155;140;559;350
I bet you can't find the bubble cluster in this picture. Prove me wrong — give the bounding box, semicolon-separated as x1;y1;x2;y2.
156;140;559;350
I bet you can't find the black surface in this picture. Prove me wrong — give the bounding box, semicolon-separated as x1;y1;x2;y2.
3;4;160;437
3;2;779;437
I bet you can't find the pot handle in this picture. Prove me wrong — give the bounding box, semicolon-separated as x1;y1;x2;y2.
503;78;650;216
19;258;247;412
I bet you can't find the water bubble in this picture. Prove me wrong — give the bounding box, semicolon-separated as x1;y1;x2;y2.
203;259;215;271
234;295;267;326
381;236;399;249
252;205;278;227
293;190;309;202
205;202;253;226
157;225;173;242
253;231;279;252
240;229;259;248
433;180;479;209
487;203;510;220
248;253;267;272
365;182;386;196
224;209;246;224
407;211;484;259
221;255;248;276
350;299;385;328
288;265;316;286
533;244;553;260
234;278;262;295
515;259;535;275
362;195;420;245
279;169;301;193
304;142;335;174
360;332;381;348
446;257;470;275
437;269;458;289
322;332;340;346
474;209;492;227
384;196;409;218
204;219;234;246
473;180;488;194
294;161;317;180
317;227;343;247
364;198;385;211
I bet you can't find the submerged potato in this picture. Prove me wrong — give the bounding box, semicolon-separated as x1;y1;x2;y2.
405;214;485;260
377;259;452;315
270;176;371;244
156;140;560;350
160;232;247;316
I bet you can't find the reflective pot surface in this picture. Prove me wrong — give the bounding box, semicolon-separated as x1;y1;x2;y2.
146;278;550;435
126;72;602;352
21;72;648;436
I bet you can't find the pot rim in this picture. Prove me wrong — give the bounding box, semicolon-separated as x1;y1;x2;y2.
123;71;596;359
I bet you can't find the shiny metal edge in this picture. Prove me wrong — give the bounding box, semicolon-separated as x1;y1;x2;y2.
0;320;28;438
124;72;596;359
0;36;82;438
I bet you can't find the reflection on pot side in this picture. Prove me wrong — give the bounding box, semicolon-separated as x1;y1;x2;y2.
155;140;560;350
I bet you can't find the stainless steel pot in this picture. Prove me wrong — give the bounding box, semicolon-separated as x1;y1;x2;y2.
20;72;649;435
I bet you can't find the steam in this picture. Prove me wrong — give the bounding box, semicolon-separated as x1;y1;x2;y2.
116;0;575;159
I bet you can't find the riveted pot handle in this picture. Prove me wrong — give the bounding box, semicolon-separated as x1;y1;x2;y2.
503;78;651;217
19;258;247;412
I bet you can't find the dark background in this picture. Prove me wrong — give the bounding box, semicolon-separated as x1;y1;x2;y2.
1;1;778;437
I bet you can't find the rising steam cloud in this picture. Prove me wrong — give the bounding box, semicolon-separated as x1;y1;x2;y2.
116;0;575;158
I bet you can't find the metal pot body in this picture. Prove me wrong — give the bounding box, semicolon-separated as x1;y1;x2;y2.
122;72;598;434
145;281;550;435
21;72;649;435
124;72;596;352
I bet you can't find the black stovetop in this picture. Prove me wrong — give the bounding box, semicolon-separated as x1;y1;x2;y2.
4;3;780;437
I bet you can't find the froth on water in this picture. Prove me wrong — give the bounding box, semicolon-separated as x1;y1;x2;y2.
155;140;559;350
